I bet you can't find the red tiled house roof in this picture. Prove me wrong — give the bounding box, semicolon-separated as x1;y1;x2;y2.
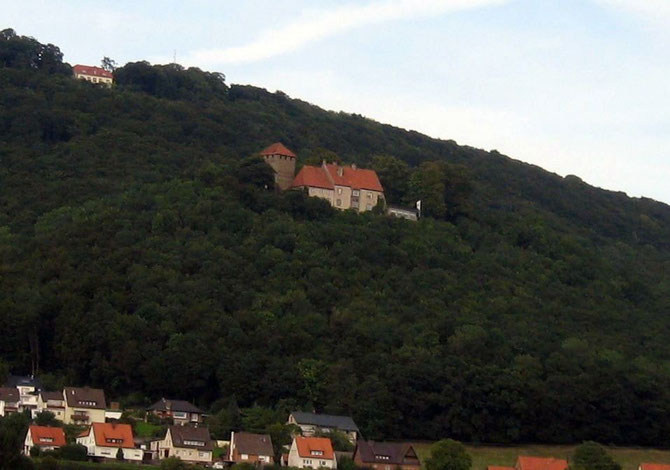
291;163;383;192
72;65;113;78
640;464;670;470
260;142;296;158
516;456;568;470
295;436;335;460
84;423;135;448
29;426;66;447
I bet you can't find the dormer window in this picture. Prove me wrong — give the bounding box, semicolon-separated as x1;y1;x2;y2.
311;450;324;456
376;455;390;460
77;400;96;406
183;440;205;447
106;438;123;444
41;437;53;443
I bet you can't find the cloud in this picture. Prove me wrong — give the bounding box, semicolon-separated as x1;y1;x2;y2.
594;0;670;26
184;0;508;65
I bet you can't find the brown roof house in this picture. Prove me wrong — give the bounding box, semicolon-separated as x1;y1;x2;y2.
288;411;359;443
157;425;213;464
229;431;274;464
63;387;107;425
353;441;421;470
0;387;20;416
35;391;66;421
148;398;204;426
291;162;384;212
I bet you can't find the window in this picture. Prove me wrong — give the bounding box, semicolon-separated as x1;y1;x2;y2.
183;440;205;447
311;450;324;456
199;452;207;457
173;412;187;419
336;199;341;206
242;454;249;460
353;190;360;196
321;461;327;466
106;438;123;444
367;193;373;199
41;437;53;443
366;204;372;210
337;188;342;194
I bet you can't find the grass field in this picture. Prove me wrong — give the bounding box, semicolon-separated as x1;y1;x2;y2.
413;443;670;470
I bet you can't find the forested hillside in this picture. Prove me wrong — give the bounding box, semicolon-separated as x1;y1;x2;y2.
2;29;670;447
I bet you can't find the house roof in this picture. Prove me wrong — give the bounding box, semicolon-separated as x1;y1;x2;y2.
295;436;335;460
64;387;106;409
489;466;516;470
4;375;43;389
260;142;296;158
0;387;19;403
87;423;134;449
517;456;568;470
355;441;419;465
291;164;383;192
232;432;274;457
148;398;203;414
29;426;66;447
640;464;670;470
72;64;113;78
168;425;213;451
40;391;64;401
290;411;359;432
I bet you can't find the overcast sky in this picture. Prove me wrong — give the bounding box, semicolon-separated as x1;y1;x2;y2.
5;0;670;203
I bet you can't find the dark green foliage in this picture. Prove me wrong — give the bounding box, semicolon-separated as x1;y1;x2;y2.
0;29;70;75
3;31;670;447
34;411;61;427
56;444;88;461
315;430;354;452
0;412;30;470
571;442;622;470
426;439;472;470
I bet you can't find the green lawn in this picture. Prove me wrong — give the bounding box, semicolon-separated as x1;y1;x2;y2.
413;443;670;470
133;421;165;438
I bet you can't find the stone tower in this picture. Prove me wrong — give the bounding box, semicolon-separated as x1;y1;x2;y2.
259;142;297;191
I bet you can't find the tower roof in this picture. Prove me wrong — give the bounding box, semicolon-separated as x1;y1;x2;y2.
260;142;297;158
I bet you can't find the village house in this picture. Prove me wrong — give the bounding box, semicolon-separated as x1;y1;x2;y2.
4;376;42;414
229;431;274;464
23;425;66;456
515;456;569;470
34;391;66;420
63;387;107;425
147;398;204;426
156;425;213;464
76;422;142;462
72;65;113;86
288;411;359;443
260;142;298;191
353;441;421;470
291;162;384;212
0;387;19;416
287;436;337;469
639;464;670;470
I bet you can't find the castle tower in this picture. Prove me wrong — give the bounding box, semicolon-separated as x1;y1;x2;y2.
259;142;297;191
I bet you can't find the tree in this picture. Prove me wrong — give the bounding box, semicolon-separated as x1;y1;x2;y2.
116;447;125;461
425;439;472;470
371;155;410;204
34;411;60;427
571;442;621;470
236;156;275;190
101;56;117;72
57;443;88;461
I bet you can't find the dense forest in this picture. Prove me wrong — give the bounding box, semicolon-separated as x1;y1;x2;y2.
2;28;670;447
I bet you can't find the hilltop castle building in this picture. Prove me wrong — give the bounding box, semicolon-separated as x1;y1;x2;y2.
260;142;297;191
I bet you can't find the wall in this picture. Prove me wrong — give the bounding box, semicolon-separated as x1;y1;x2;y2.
264;154;296;191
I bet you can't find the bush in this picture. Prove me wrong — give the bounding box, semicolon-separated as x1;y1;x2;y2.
39;456;58;470
56;444;88;461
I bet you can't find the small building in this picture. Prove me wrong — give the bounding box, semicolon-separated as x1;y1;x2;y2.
76;422;142;461
4;376;42;414
386;205;418;221
291;162;384;212
157;425;213;464
63;387;107;425
639;464;670;470
72;65;113;86
288;411;359;443
147;398;204;426
260;142;298;191
0;387;19;416
229;431;274;464
23;425;66;456
34;391;66;420
353;441;421;470
515;456;568;470
287;436;336;469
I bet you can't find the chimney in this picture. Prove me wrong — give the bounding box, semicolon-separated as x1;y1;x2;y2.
337;167;343;177
351;163;357;170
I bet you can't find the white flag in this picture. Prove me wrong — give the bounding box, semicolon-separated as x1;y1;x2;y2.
416;200;422;211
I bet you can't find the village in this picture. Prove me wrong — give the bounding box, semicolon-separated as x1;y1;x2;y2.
0;375;667;470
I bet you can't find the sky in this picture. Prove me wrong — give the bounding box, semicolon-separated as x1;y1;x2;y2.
4;0;670;203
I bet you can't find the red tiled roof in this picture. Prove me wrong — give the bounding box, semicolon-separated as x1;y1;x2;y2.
324;164;383;192
489;466;515;470
292;165;334;190
260;142;296;158
295;436;335;460
517;456;568;470
73;64;113;79
91;423;135;449
291;164;383;192
640;464;670;470
29;426;66;447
